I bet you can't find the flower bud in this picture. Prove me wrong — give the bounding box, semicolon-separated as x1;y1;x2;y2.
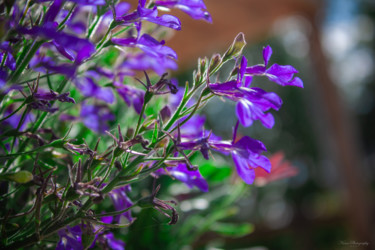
0;170;33;183
223;32;247;61
209;53;222;73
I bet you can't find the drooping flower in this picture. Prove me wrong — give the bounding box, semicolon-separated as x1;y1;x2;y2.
175;123;270;185
209;79;282;128
154;163;209;192
155;0;212;23
116;0;181;30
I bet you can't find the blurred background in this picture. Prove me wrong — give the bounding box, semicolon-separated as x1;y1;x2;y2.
124;0;375;249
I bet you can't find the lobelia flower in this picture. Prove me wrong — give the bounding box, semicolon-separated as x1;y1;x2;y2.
209;82;282;129
116;0;181;30
108;185;134;223
57;225;84;250
155;0;212;23
209;55;282;128
154;163;209;192
60;103;115;133
176;124;270;185
113;34;178;76
73;70;115;104
122;52;178;76
114;81;145;114
19;22;95;64
245;45;304;88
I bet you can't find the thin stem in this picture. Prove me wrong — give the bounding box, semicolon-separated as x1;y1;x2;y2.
17;73;57;85
93;204;135;218
0;101;26;123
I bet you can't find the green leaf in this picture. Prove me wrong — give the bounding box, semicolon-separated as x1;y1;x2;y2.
210;222;254;237
200;162;232;182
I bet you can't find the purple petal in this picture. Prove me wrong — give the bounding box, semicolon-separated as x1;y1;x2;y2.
232;152;255;184
262;45;272;66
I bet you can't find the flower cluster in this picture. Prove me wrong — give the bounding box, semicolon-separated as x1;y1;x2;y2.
0;0;302;249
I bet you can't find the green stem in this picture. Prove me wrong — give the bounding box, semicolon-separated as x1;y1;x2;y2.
16;73;57;85
9;40;45;83
0;102;26;123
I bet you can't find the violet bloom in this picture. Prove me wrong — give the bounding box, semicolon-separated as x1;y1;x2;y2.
19;22;95;64
210;136;271;185
122;52;178;76
108;185;134;223
116;0;181;30
155;0;212;23
113;34;178;75
245;45;304;88
154;163;208;192
73;70;115;104
176;126;270;185
80;104;115;133
114;81;145;114
57;225;83;250
209;78;282;129
0;42;16;71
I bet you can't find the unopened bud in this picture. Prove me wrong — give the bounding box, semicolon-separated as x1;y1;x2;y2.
209;53;222;73
223;32;247;61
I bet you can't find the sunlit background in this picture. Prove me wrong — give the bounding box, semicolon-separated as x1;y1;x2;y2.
122;0;375;249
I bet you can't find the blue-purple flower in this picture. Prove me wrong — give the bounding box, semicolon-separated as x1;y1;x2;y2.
108;185;134;223
209;80;282;128
154;163;208;192
155;0;212;23
113;34;178;75
114;81;145;114
116;0;181;30
57;225;83;250
245;45;304;88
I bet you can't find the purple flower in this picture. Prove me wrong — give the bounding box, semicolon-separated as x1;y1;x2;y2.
117;0;181;30
80;104;115;133
210;136;271;184
1;105;34;131
155;0;212;23
175;125;270;185
114;81;145;114
122;52;178;76
19;23;95;63
57;225;83;250
209;80;282;128
113;34;178;75
112;34;177;60
0;42;16;71
245;45;304;88
98;231;126;250
73;75;115;104
108;185;134;223
154;163;208;192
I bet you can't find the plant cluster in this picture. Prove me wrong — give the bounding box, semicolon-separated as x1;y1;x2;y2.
0;0;303;249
